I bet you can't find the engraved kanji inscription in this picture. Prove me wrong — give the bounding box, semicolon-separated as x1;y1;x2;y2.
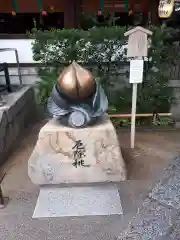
72;140;90;168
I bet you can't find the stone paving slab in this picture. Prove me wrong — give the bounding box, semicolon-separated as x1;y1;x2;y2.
150;156;180;209
117;197;178;240
33;185;123;218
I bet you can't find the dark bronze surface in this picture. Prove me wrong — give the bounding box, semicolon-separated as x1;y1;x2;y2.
58;61;96;100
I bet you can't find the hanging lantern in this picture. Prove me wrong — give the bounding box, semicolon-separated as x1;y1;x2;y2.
100;0;104;12
97;10;103;16
158;0;175;18
97;0;105;17
38;0;43;11
50;5;54;12
42;10;48;16
38;0;48;16
12;10;16;16
125;0;129;12
12;0;18;16
128;10;133;15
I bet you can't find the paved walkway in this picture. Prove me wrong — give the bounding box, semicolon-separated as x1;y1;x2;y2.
0;121;180;239
118;156;180;239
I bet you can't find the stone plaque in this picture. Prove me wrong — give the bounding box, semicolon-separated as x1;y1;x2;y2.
28;115;126;185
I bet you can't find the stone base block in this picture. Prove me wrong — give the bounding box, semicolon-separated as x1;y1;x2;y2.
28;115;126;185
32;184;123;218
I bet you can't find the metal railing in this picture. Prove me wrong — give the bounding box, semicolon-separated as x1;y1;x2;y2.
0;48;22;85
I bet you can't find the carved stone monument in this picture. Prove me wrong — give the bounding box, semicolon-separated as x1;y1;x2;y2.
28;62;126;218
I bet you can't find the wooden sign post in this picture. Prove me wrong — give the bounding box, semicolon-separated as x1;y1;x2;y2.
124;27;152;149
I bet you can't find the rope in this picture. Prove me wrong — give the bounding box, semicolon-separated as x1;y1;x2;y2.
125;0;129;12
13;0;19;12
38;0;43;11
101;0;105;12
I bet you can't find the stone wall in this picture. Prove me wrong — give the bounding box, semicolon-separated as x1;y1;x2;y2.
0;67;38;86
0;86;37;166
170;80;180;127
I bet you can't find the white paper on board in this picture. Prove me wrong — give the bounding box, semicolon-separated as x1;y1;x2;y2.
129;59;144;84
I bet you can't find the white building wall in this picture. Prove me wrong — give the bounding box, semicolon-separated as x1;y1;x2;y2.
0;39;39;85
0;39;35;63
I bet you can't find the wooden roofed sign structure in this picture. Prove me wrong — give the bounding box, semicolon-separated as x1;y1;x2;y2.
124;26;152;58
124;26;153;148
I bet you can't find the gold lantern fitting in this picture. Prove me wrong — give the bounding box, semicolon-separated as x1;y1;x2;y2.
58;61;96;100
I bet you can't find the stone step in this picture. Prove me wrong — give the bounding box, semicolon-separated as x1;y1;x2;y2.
32;184;123;218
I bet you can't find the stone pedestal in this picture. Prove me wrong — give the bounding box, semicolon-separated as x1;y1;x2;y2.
28;115;126;218
28;115;126;185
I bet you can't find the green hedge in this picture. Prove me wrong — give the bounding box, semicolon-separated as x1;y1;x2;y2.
31;26;179;114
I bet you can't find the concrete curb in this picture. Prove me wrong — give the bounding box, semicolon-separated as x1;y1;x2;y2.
0;86;37;166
